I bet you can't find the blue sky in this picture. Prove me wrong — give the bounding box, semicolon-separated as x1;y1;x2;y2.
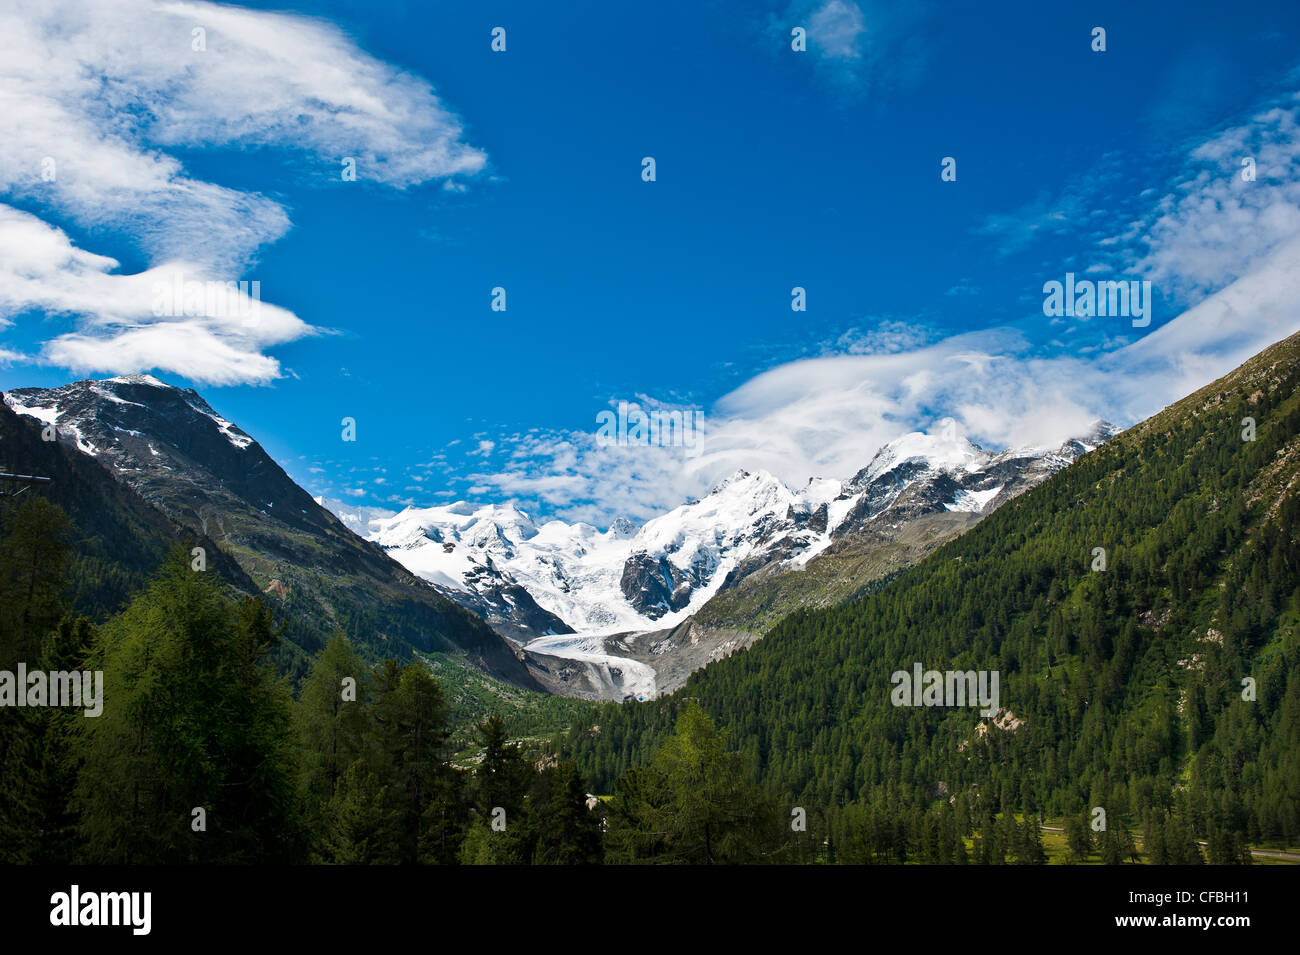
3;0;1300;525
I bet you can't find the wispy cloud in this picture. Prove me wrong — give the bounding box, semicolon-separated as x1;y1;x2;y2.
977;90;1300;313
0;207;316;385
778;0;932;96
0;0;486;384
975;189;1093;257
807;0;866;60
1133;96;1300;299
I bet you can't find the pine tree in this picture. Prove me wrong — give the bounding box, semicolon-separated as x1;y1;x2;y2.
1143;812;1168;865
0;496;72;667
320;759;400;865
1066;812;1091;863
472;714;533;819
605;703;780;864
70;549;304;863
296;632;372;839
0;498;78;864
529;761;603;865
371;660;464;864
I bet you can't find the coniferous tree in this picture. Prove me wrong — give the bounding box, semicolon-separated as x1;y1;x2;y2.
296;632;372;848
371;661;464;864
71;549;304;863
472;714;533;820
320;759;401;865
604;703;780;864
0;496;72;666
0;498;77;864
528;761;603;865
1066;812;1092;863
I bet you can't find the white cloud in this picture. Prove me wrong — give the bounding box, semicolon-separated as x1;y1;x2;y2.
977;91;1300;310
1104;234;1300;421
830;319;941;355
782;0;931;95
1133;98;1300;299
0;205;316;384
475;233;1300;526
808;0;866;60
0;0;485;384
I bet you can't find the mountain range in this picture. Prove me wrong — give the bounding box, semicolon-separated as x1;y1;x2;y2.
4;369;1118;703
320;420;1118;699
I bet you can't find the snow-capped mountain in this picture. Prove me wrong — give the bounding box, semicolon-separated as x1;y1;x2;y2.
327;470;842;645
322;418;1118;699
313;497;578;643
834;422;1116;533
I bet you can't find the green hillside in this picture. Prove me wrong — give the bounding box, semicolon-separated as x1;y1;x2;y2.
567;331;1300;847
693;511;978;637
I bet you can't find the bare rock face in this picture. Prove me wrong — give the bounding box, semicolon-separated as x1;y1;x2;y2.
619;552;710;619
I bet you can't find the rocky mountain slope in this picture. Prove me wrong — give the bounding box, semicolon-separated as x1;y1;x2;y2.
3;375;538;688
0;393;256;620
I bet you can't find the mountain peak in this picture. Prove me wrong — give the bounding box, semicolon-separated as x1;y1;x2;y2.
102;373;172;389
996;419;1122;462
708;467;785;497
859;426;988;486
711;467;751;491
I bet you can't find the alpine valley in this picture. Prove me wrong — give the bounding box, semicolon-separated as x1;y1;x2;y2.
3;330;1298;865
6;373;1116;702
